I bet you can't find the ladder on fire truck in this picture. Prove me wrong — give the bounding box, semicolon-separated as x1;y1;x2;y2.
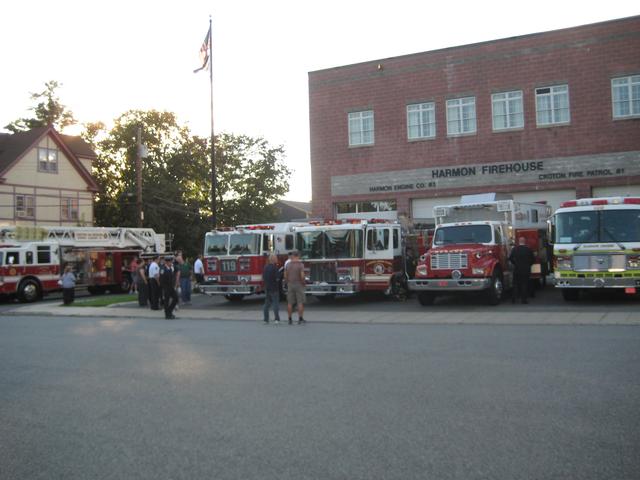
0;226;164;252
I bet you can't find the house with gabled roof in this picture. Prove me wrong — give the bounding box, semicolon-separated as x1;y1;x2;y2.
0;125;98;226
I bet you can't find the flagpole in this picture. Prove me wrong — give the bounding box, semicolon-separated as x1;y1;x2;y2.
208;16;217;229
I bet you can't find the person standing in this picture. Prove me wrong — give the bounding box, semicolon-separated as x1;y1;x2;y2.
129;257;138;295
148;255;161;310
160;256;179;319
284;251;306;324
262;254;281;324
136;258;149;307
60;264;76;305
509;236;535;304
193;254;204;286
179;256;192;304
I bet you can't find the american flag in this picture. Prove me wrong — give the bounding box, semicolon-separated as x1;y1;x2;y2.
193;27;210;73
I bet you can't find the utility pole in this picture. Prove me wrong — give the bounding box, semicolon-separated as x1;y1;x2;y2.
136;126;143;228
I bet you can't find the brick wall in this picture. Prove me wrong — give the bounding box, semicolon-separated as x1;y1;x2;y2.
309;16;640;218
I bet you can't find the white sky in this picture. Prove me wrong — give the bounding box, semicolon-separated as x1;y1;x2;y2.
1;1;638;201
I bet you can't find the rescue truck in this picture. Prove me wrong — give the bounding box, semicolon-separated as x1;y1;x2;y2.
200;223;300;301
408;193;552;305
552;196;640;301
0;226;165;302
292;219;405;299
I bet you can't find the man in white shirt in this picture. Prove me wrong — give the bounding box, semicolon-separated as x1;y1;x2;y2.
193;254;204;285
148;255;161;310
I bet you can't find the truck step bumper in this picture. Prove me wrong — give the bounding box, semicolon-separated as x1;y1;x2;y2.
408;278;490;291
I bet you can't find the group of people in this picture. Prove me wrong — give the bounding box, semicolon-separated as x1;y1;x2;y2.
131;252;204;320
262;250;306;325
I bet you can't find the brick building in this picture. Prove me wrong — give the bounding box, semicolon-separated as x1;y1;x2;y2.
308;16;640;226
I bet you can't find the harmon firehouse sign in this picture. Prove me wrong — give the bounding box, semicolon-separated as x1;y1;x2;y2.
330;151;640;196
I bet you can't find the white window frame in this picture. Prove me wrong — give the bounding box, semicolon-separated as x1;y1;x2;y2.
535;84;570;126
348;110;374;146
611;75;640;119
15;194;35;218
37;147;58;173
446;97;476;136
61;197;79;221
407;102;436;140
492;90;524;131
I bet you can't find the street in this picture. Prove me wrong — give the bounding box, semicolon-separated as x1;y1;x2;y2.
1;293;639;480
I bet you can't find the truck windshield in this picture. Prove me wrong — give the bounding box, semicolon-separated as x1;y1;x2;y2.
325;229;363;258
205;234;228;255
228;233;260;255
434;225;493;245
298;231;323;259
555;209;640;243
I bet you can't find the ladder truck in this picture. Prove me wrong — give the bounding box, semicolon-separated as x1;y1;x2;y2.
0;226;165;302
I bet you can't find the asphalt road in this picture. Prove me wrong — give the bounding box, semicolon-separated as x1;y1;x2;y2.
1;314;639;480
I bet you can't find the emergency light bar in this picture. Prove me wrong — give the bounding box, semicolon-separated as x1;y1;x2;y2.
560;197;640;208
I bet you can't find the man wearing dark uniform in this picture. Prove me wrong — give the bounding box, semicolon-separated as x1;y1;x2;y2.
160;256;179;319
509;236;535;304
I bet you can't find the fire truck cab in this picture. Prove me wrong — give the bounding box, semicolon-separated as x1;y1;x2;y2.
0;226;165;302
552;197;640;300
408;193;552;305
293;219;403;298
200;223;300;300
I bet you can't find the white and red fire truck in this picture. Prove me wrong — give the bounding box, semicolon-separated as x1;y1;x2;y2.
0;226;165;302
408;193;552;305
200;223;300;301
552;196;640;301
292;219;405;298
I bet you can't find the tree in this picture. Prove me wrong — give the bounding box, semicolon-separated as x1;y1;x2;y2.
5;80;77;133
84;110;291;257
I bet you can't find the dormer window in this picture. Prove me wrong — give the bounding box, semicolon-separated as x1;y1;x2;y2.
38;147;58;173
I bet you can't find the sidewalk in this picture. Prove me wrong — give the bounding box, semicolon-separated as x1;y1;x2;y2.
5;298;640;325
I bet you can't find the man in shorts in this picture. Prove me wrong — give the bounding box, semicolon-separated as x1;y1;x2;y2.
284;250;306;324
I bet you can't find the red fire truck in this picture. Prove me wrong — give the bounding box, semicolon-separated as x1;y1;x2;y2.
200;223;300;301
0;226;165;302
408;194;552;305
292;219;405;299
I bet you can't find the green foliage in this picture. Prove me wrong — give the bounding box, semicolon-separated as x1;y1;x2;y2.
85;110;291;258
5;80;76;133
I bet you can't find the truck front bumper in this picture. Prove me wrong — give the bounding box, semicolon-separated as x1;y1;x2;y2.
554;274;640;289
408;278;490;292
200;284;258;296
304;283;358;296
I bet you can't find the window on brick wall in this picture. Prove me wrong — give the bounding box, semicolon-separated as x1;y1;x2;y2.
335;200;397;215
15;194;35;218
61;197;79;221
612;75;640;119
492;91;524;131
348;110;374;146
535;84;570;126
446;97;476;135
407;102;436;139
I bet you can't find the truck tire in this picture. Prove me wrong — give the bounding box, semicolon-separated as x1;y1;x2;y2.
112;273;132;294
486;270;504;305
225;294;244;302
18;278;41;303
417;292;435;306
561;289;580;301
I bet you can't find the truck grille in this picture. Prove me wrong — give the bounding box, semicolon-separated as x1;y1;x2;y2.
431;253;468;270
573;254;625;272
221;260;236;272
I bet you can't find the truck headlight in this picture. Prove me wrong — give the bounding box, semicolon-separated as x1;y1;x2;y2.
628;255;640;269
472;268;484;275
556;256;572;270
416;264;427;276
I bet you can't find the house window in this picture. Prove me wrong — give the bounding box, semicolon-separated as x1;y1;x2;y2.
407;102;435;139
612;75;640;118
38;147;58;173
492;91;524;130
536;84;570;126
348;110;374;146
446;97;476;135
16;194;35;218
61;197;79;221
